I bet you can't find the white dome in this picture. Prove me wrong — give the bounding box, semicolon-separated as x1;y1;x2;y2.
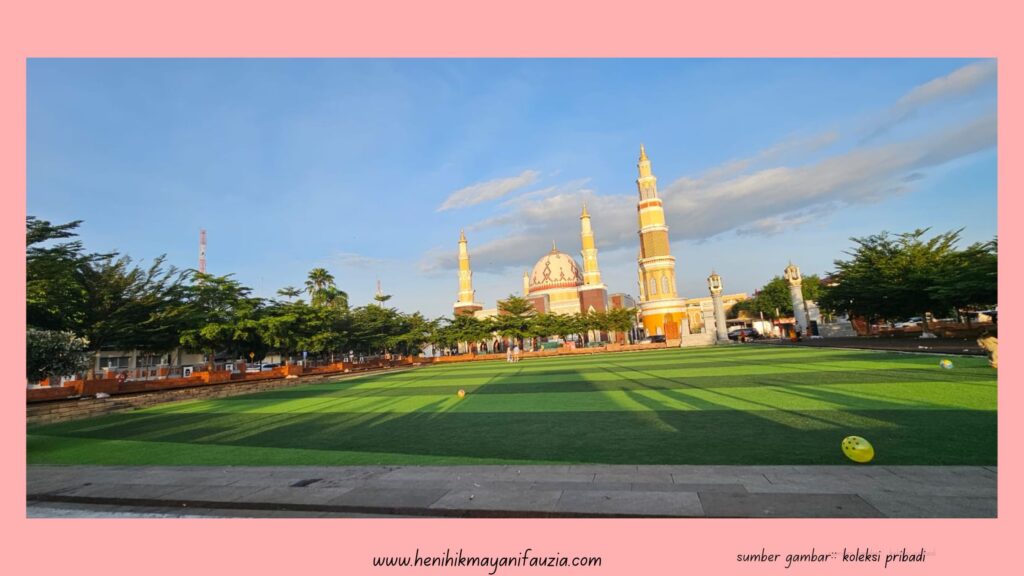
529;247;583;294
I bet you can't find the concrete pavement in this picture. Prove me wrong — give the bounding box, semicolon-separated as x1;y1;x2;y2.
27;464;996;518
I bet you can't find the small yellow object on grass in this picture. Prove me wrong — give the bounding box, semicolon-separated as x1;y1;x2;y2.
841;435;874;463
940;359;954;369
457;389;466;398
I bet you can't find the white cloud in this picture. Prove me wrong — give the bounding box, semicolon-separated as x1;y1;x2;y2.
661;112;995;241
420;64;996;277
422;111;994;274
436;169;540;211
864;60;996;140
901;60;996;110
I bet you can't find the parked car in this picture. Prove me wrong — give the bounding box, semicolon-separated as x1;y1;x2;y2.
728;327;758;341
246;362;281;373
649;335;667;343
894;317;923;328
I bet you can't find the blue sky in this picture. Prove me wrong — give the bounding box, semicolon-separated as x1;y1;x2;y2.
28;59;997;317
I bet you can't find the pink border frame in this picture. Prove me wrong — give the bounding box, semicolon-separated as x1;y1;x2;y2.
3;1;1017;574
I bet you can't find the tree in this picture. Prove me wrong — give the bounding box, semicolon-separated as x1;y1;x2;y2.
820;229;974;329
26;216;109;333
27;328;90;384
276;286;302;302
386;312;435;357
78;255;193;361
528;312;563;341
732;275;825;320
494;295;535;348
257;299;309;362
928;238;998;323
604;307;638;343
441;314;491;352
305;268;348;308
179;273;260;368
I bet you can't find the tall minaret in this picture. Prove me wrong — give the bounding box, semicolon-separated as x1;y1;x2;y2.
635;145;687;339
453;230;483;316
522;271;530;296
579;203;603;287
577;203;608;315
198;229;207;273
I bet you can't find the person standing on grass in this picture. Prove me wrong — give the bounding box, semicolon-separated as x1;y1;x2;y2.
506;346;513;363
513;344;521;363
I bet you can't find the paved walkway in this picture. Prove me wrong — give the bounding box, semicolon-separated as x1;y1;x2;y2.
27;464;996;518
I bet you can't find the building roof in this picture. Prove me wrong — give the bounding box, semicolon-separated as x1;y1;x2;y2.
529;245;583;294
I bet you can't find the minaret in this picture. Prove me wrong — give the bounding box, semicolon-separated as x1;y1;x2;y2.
579;203;603;286
522;271;530;296
453;230;483;316
784;261;808;335
635;145;687;339
577;203;608;316
198;229;207;273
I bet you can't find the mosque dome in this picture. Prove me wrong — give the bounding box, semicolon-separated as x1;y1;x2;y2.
529;244;583;294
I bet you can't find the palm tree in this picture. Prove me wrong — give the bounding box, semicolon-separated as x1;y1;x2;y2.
305;268;336;307
277;286;302;302
323;286;350;310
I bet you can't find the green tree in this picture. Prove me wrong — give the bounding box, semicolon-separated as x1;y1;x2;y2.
441;314;491;352
821;229;968;329
276;286;302;302
733;275;825;320
604;307;638;343
305;268;348;309
528;312;563;341
494;295;535;348
27;328;90;384
78;255;193;361
928;238;998;324
257;299;309;362
26;216;109;333
179;273;260;368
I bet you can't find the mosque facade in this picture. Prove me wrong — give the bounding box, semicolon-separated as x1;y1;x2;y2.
452;145;746;340
454;205;609;318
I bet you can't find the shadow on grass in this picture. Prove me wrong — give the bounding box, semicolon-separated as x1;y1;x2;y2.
29;407;995;466
28;350;996;467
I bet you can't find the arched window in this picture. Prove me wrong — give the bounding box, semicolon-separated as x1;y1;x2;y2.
649;278;658;295
662;276;670;294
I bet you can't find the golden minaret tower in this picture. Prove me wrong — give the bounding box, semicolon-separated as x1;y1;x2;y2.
635;145;687;339
453;229;483;316
579;203;604;287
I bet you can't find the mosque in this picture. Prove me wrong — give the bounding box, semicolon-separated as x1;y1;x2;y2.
453;145;747;340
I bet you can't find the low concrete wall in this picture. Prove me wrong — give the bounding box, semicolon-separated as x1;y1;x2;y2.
27;365;410;426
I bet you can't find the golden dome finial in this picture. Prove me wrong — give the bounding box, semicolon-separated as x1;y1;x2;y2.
551;240;558;253
459;229;466;242
639;143;648;161
581;202;589;218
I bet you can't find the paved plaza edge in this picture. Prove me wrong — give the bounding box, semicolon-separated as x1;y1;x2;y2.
27;464;996;518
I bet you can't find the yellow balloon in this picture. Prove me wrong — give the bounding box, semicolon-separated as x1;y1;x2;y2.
457;389;466;398
841;435;875;463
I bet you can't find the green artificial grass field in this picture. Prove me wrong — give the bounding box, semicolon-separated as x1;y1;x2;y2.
28;346;997;466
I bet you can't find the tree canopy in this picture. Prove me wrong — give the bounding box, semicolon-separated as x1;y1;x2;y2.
819;229;997;324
